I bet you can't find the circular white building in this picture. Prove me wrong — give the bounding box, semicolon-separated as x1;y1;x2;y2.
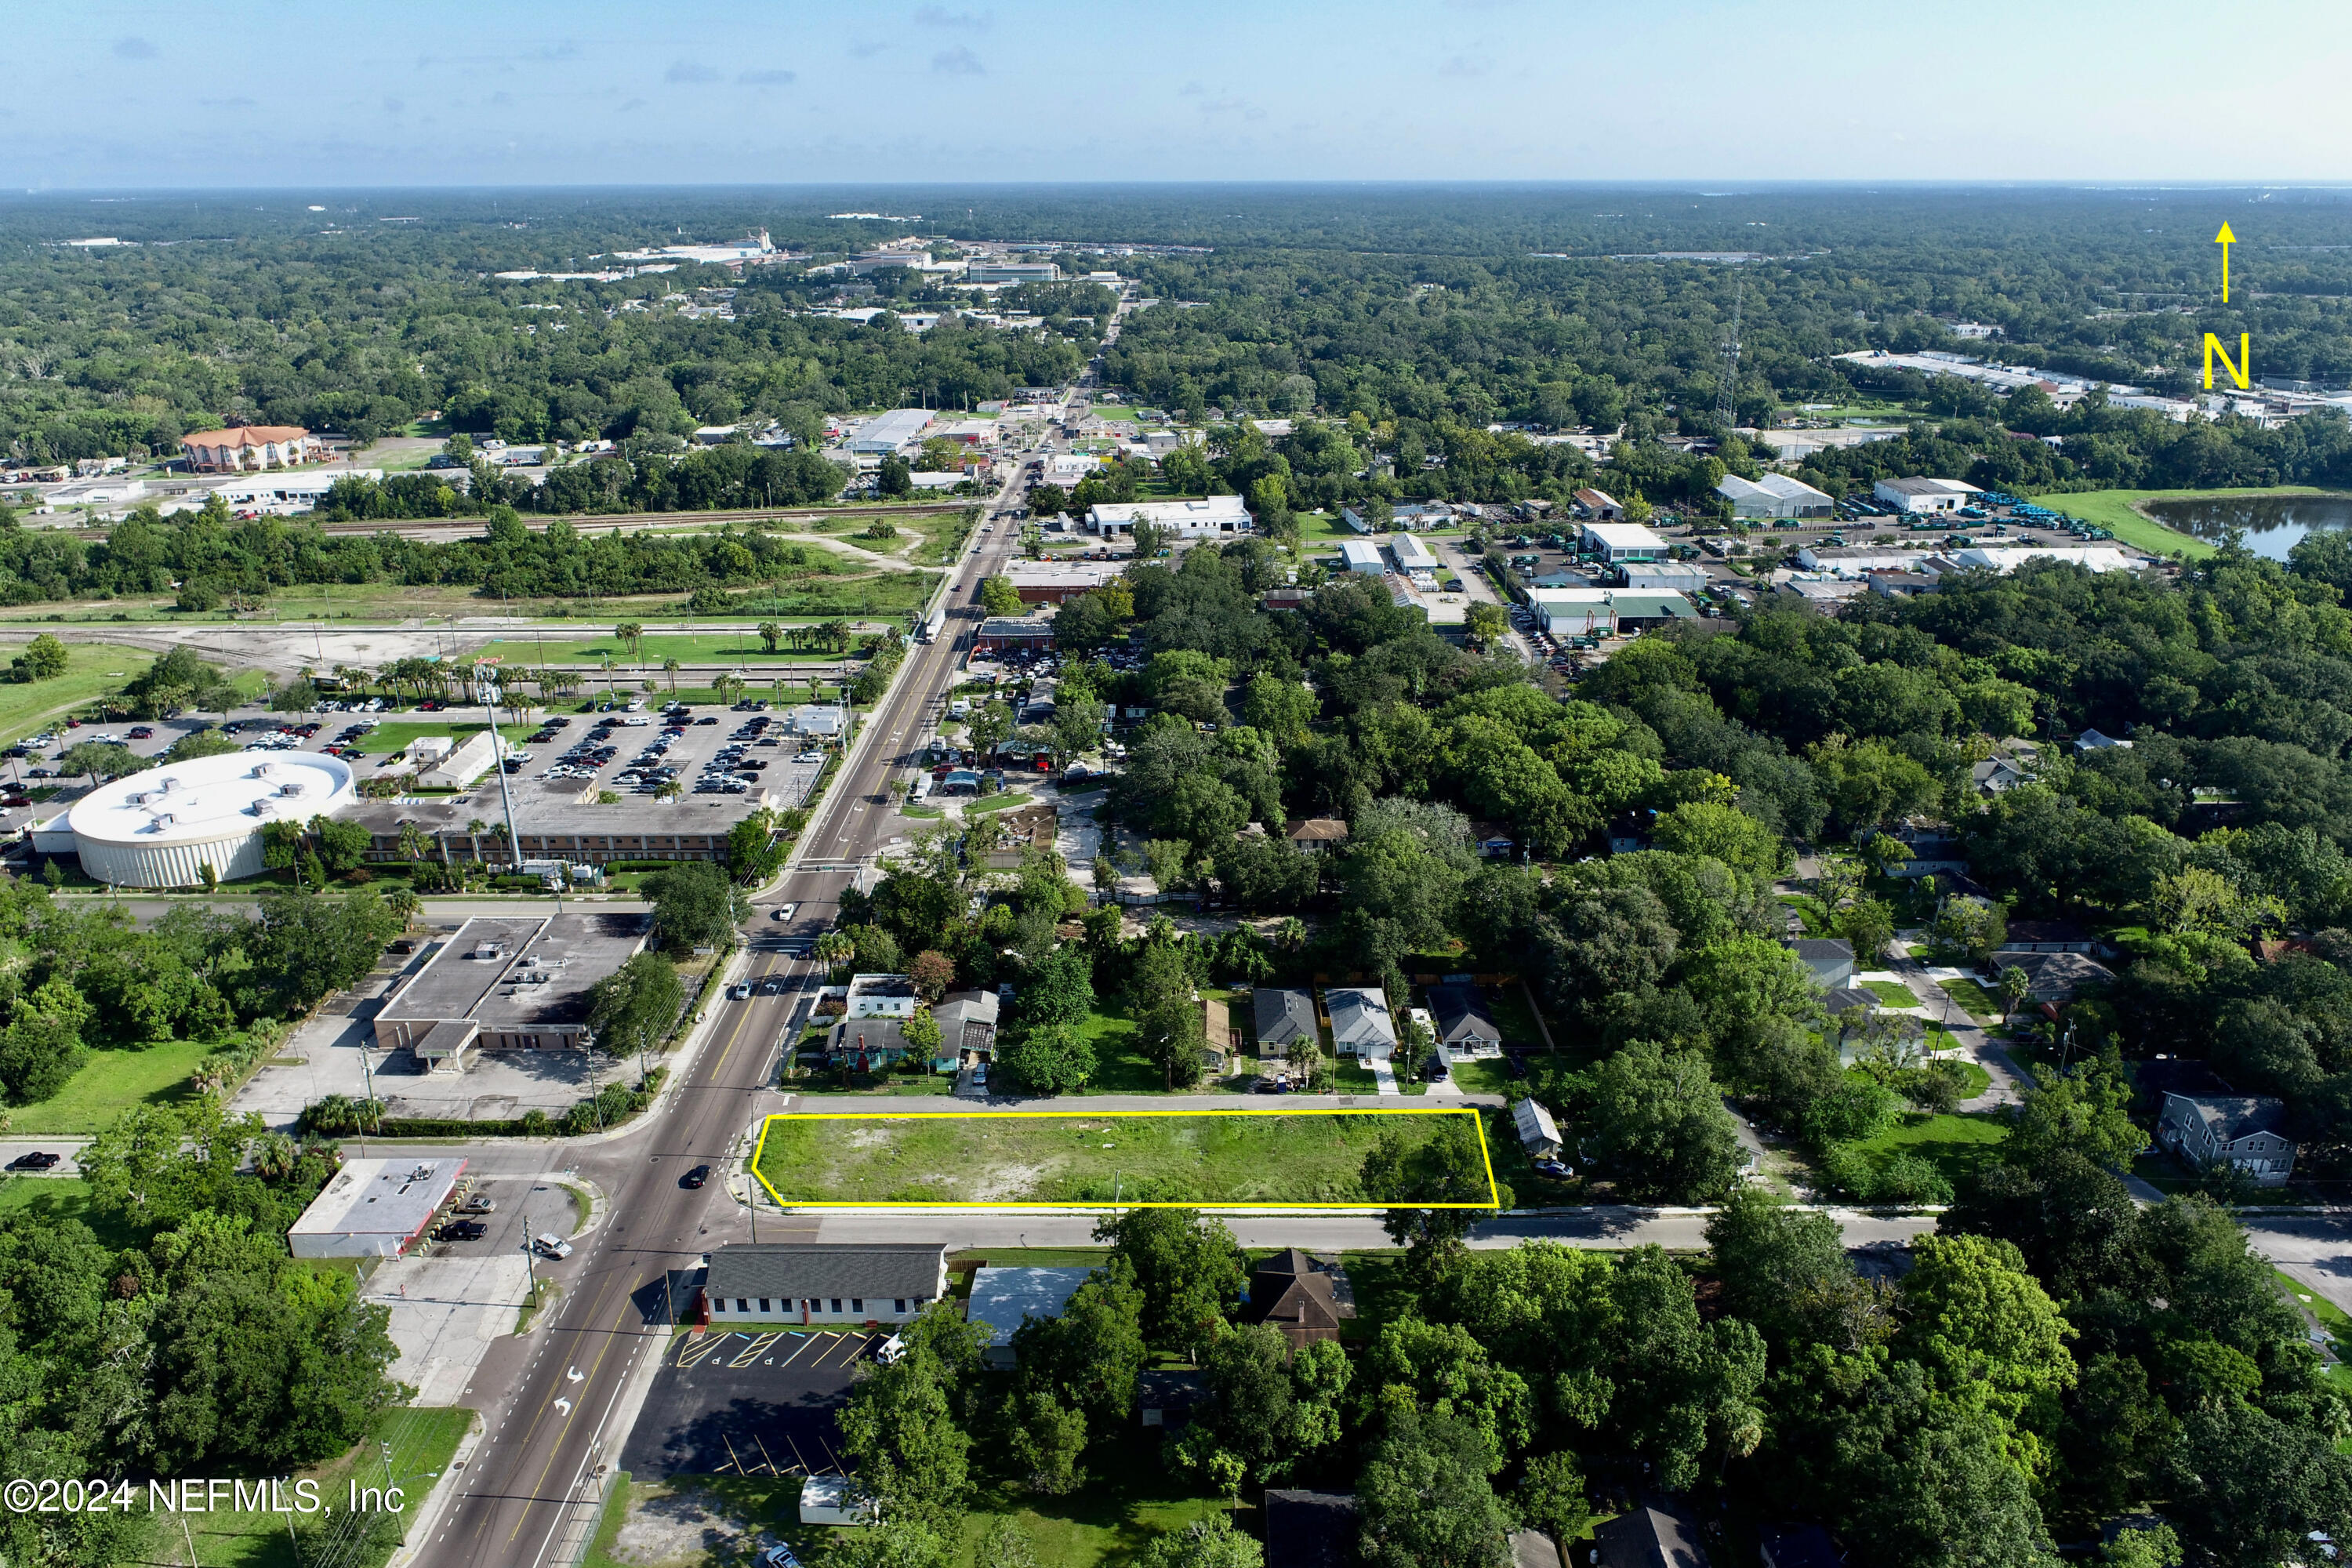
62;750;357;887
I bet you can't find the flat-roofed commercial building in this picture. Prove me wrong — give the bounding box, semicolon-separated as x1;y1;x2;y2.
1005;559;1127;603
1085;495;1251;538
373;912;652;1069
288;1156;467;1258
1580;521;1669;561
845;408;935;454
1873;476;1980;514
47;750;355;888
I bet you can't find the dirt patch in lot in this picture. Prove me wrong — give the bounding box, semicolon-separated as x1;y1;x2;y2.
609;1481;757;1568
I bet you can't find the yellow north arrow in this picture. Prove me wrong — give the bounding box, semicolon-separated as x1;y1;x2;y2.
2216;222;2237;301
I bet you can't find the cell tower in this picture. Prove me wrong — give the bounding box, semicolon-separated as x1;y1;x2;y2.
1714;271;1744;431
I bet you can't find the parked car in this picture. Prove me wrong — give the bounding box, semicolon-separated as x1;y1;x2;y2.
1534;1159;1573;1180
436;1219;488;1242
532;1233;574;1260
875;1334;908;1367
682;1164;710;1189
454;1195;495;1215
6;1152;60;1171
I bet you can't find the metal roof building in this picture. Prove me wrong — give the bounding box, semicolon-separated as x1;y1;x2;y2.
373;912;652;1068
53;749;356;888
844;408;935;454
968;1266;1096;1366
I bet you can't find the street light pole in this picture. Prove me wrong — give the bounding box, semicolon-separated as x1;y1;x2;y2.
477;661;524;872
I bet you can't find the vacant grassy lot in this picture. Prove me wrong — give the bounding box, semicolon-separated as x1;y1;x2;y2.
1936;976;2002;1022
2022;486;2256;558
1864;980;1920;1007
481;633;851;666
0;640;154;744
193;1406;474;1568
751;1108;1490;1206
349;719;540;756
1843;1111;2009;1189
7;1037;213;1134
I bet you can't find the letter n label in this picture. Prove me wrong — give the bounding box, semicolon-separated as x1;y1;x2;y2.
2204;333;2251;390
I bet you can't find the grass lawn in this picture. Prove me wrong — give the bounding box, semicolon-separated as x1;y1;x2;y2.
1864;980;1921;1007
751;1107;1489;1206
1942;1059;1994;1100
1487;984;1554;1052
6;1037;214;1134
1449;1059;1515;1096
1291;511;1356;541
1936;976;2002;1023
905;510;982;566
2021;486;2267;559
0;1175;143;1250
966;789;1035;814
350;719;539;756
590;1445;1230;1568
1844;1112;2009;1189
194;1406;475;1568
0;640;155;745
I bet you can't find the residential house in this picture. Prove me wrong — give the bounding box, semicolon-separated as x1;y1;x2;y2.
967;1266;1096;1367
827;1017;909;1068
1283;818;1350;853
1997;920;2103;954
2074;727;2133;753
2002;950;2117;1009
1429;984;1501;1049
1325;986;1397;1061
1790;938;1857;989
1759;1524;1846;1568
1199;994;1235;1072
1513;1098;1563;1160
1254;988;1319;1058
1138;1369;1208;1428
702;1243;949;1327
1471;822;1518;858
1607;812;1654;855
1263;1490;1359;1568
935;990;1000;1067
1243;1249;1354;1348
1594;1505;1711;1568
1972;739;2041;795
844;973;918;1018
2158;1094;2296;1185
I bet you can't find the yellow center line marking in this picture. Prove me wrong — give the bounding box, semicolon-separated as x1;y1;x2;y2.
507;1294;637;1544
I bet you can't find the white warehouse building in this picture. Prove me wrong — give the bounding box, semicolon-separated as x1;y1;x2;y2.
35;750;356;887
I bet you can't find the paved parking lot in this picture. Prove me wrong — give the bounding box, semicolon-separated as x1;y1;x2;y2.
416;1174;580;1262
619;1327;882;1479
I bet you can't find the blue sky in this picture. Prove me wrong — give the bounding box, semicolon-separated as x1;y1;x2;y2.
10;0;2349;187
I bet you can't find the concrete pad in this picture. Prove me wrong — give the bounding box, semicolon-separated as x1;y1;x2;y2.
365;1253;535;1407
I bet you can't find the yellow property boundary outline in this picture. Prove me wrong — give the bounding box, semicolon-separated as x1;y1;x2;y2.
748;1105;1501;1210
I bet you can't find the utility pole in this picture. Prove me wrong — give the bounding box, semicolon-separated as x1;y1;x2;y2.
477;659;524;871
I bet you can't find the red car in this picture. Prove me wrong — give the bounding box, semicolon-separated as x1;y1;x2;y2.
127;727;153;739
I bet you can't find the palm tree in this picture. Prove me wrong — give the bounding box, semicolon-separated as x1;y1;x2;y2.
398;821;432;866
655;778;684;801
616;622;644;662
251;1132;299;1181
814;930;855;970
1276;916;1307;953
387;888;422;928
662;657;681;694
758;621;783;654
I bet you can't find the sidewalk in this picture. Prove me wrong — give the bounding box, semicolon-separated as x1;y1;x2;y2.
1880;943;2026;1110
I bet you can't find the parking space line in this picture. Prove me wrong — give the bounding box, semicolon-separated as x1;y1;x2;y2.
728;1332;782;1368
676;1333;737;1369
774;1332;822;1367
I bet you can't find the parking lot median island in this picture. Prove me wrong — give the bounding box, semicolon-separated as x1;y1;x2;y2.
749;1106;1497;1207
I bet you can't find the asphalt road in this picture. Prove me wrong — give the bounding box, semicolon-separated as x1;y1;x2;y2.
423;463;1029;1568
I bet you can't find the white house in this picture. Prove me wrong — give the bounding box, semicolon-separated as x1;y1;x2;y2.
1716;473;1835;519
844;973;918;1018
1872;477;1980;514
1086;495;1252;538
1512;1099;1563;1160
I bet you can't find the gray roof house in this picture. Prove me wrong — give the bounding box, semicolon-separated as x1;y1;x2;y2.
1428;984;1501;1048
704;1243;949;1327
1513;1098;1563;1159
967;1266;1095;1367
1325;987;1397;1060
2002;950;2118;1008
935;989;1000;1063
1790;938;1856;990
2158;1093;2296;1186
1595;1504;1711;1568
1254;987;1319;1058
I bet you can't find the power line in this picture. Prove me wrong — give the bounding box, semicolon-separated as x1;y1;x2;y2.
1715;272;1744;430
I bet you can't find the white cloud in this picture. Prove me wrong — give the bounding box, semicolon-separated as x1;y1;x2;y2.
931;46;985;75
665;61;720;85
